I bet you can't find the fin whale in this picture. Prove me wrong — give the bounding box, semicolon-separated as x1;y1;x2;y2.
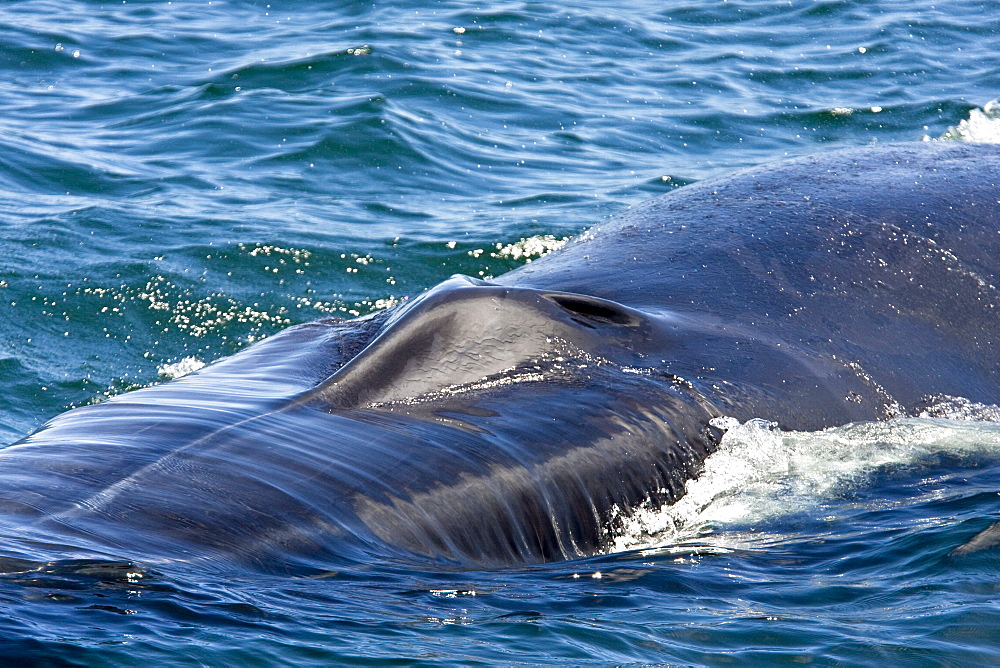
1;142;998;571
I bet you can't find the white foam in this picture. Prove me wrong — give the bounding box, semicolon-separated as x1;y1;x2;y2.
925;100;1000;143
157;356;206;379
491;235;569;261
918;394;1000;421
610;416;1000;554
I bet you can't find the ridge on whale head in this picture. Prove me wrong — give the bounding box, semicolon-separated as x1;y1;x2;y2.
0;142;998;572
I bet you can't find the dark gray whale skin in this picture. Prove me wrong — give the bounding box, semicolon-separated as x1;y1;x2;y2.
1;142;998;573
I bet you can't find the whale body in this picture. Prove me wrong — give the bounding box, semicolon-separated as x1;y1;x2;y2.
1;142;998;572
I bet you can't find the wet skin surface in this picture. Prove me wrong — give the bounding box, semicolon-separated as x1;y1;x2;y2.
2;143;998;572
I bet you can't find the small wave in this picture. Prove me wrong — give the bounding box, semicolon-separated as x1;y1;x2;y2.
611;415;1000;554
925;100;1000;143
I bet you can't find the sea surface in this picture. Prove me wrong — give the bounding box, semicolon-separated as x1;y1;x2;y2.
1;0;1000;665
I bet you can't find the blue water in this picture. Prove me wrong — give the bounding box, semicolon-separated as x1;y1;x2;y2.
2;0;1000;664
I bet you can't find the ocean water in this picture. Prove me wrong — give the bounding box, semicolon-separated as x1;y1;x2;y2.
1;0;1000;664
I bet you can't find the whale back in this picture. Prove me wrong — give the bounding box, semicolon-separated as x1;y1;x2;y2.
503;142;1000;411
0;278;719;570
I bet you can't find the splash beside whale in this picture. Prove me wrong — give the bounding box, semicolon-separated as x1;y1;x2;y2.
2;142;998;572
